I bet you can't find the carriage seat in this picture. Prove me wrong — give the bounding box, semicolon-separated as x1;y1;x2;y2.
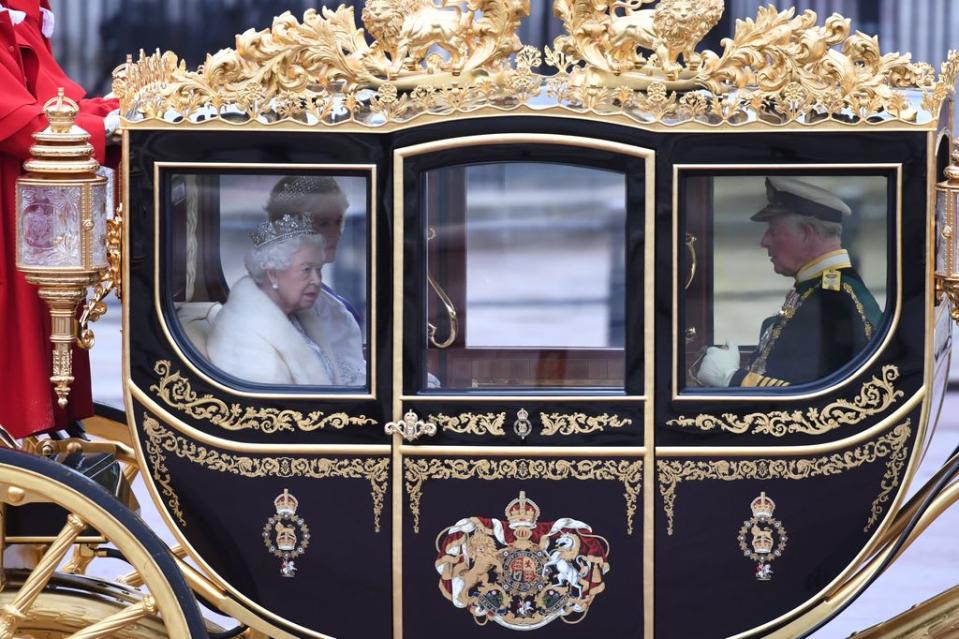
175;302;222;358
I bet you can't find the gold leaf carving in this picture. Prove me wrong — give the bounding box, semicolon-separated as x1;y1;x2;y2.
428;413;506;436
657;421;911;536
115;5;951;129
142;414;390;532
539;412;632;436
404;458;642;534
668;365;903;436
149;360;376;433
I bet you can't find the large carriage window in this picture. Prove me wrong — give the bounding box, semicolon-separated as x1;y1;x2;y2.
682;173;889;390
166;171;369;390
424;162;626;390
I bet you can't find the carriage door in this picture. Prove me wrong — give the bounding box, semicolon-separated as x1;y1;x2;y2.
391;133;654;637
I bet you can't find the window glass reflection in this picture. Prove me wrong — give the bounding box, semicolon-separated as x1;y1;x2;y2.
685;174;888;389
424;162;626;390
169;172;369;389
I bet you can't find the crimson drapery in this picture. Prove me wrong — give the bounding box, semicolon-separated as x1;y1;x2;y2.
0;1;117;437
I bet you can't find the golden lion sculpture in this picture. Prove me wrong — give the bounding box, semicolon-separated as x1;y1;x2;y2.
363;0;472;75
610;0;724;77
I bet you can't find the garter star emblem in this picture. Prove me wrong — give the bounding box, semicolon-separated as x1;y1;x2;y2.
262;489;310;578
435;491;610;629
737;492;788;581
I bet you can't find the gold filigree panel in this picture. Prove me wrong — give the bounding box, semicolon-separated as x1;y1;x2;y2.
142;414;389;531
657;421;911;536
404;458;642;535
667;365;903;436
116;5;954;128
428;413;506;436
539;412;632;436
149;360;376;433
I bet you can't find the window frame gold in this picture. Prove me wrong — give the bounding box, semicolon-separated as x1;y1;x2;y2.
672;162;904;403
150;161;379;401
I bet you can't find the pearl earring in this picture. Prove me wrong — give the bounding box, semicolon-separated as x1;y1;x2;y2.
271;282;279;290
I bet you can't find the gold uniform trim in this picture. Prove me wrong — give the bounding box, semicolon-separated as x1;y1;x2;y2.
115;5;954;129
539;412;632;436
427;413;505;436
667;365;903;436
142;414;390;532
150;360;378;433
657;421;911;536
404;458;643;535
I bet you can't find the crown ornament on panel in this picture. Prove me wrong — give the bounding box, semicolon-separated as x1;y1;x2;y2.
116;0;958;128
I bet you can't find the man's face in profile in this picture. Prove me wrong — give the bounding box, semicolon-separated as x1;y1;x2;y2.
759;216;807;277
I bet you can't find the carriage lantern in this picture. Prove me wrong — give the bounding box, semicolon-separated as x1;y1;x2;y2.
15;89;109;407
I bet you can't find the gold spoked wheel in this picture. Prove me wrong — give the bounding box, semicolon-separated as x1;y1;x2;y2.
0;450;206;639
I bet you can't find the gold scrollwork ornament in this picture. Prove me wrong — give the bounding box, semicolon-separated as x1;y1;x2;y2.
429;412;505;436
667;365;903;436
737;492;788;581
263;490;310;578
540;412;632;436
150;361;376;433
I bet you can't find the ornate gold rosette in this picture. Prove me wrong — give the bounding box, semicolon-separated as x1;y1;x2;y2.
114;3;956;129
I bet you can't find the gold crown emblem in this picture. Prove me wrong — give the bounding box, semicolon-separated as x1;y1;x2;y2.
274;489;299;516
275;521;297;551
250;214;314;248
750;492;776;519
505;491;541;529
751;528;774;555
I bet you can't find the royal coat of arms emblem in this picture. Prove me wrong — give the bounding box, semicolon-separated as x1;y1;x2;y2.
262;489;311;578
737;492;788;581
435;491;610;630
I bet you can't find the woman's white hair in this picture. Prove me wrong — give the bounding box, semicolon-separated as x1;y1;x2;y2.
244;234;326;285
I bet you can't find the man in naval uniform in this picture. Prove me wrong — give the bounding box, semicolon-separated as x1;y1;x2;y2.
696;176;882;388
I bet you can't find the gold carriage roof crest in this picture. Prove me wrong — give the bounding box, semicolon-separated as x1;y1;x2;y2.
115;0;958;129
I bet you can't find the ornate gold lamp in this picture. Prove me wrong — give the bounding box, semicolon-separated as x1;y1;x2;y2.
15;89;109;407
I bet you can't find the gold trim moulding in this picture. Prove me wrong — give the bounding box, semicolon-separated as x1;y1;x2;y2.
143;413;390;532
114;5;956;130
130;382;391;455
658;387;923;458
671;163;904;404
150;360;378;433
151;161;378;402
404;457;643;535
403;445;646;457
658;420;912;536
667;365;903;436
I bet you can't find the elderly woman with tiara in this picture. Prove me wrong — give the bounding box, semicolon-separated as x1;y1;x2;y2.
206;213;366;386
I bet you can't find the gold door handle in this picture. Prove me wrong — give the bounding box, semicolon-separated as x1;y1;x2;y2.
684;233;697;290
385;410;437;442
426;226;458;348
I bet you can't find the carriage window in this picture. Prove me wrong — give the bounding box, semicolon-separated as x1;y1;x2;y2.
423;162;626;390
166;171;370;390
682;173;889;390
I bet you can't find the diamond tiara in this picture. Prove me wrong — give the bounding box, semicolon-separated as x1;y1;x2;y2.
250;213;315;247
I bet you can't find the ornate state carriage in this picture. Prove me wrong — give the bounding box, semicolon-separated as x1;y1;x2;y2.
4;1;959;638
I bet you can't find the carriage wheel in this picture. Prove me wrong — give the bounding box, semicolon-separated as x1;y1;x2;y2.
0;448;207;639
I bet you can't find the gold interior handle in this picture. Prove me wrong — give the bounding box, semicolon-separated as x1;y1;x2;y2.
427;226;458;349
684;233;697;290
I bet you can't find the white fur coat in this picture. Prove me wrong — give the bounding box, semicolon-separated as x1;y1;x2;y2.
206;276;365;387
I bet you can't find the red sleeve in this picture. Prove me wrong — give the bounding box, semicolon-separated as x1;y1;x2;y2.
79;96;119;117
